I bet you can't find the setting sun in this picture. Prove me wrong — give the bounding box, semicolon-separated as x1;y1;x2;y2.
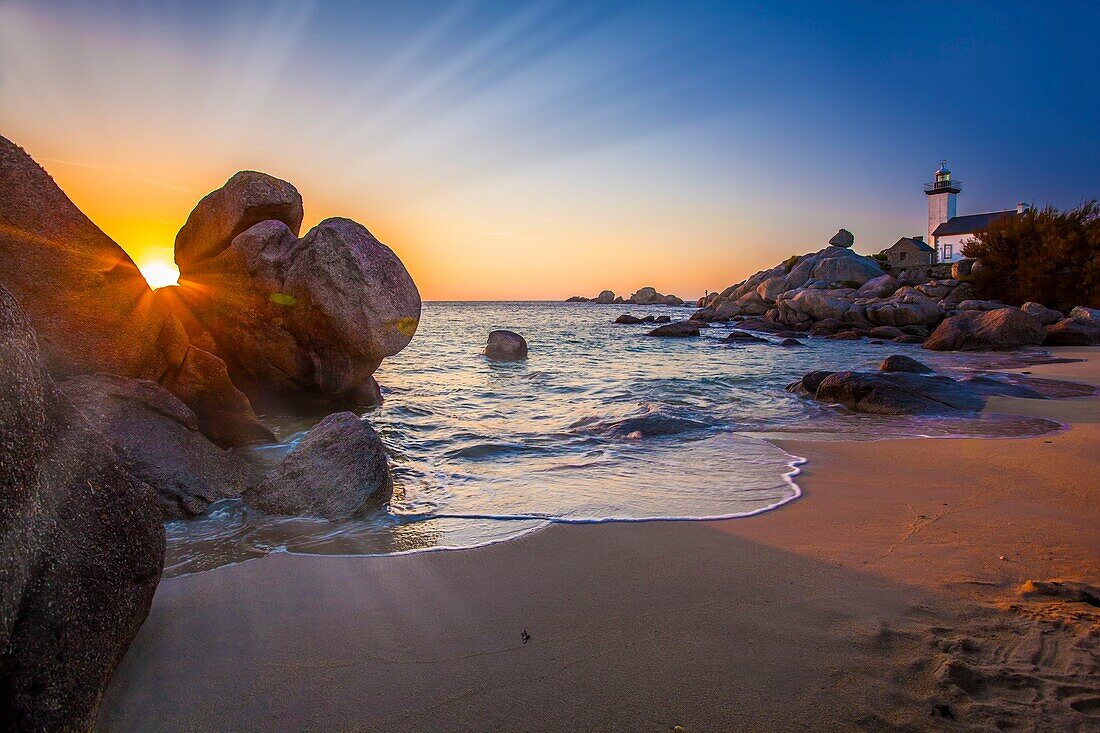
137;259;180;289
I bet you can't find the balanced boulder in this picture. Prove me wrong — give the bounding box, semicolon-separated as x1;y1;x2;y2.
828;228;855;248
245;412;392;520
484;330;529;361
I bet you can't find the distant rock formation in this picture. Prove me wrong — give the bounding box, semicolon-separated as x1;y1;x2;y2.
566;287;683;306
690;229;1095;351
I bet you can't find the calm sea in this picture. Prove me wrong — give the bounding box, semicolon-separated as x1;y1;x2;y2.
164;301;1060;575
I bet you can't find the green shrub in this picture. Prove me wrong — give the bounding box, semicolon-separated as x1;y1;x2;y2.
782;255;798;273
963;201;1099;312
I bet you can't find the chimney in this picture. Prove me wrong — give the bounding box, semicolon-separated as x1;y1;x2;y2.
913;235;924;242
1017;202;1030;214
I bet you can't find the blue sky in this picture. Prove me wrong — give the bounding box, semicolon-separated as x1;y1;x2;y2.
1;0;1096;298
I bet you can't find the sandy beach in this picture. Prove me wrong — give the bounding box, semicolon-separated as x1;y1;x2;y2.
96;348;1100;732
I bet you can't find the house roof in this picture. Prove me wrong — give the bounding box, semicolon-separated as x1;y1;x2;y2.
888;236;934;253
933;210;1017;237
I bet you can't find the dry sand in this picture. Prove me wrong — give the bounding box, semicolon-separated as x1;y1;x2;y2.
97;349;1100;732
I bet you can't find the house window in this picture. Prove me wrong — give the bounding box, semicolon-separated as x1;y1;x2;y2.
899;251;907;261
943;244;953;261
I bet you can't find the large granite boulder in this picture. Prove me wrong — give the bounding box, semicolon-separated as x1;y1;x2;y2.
172;209;421;405
1044;318;1100;346
1021;302;1064;326
631;286;660;304
828;228;855;248
245;412;392;520
777;289;852;325
484;330;528;361
923;307;1045;351
595;290;616;304
173;171;304;271
0;135;270;447
62;374;252;518
0;286;163;731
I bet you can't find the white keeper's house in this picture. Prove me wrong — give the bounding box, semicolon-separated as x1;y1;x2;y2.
925;161;1029;263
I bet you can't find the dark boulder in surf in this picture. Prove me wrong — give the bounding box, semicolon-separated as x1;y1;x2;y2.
647;321;700;337
722;330;768;343
245;412;392;520
615;314;644;324
484;330;529;361
1043;318;1100;346
0;286;163;731
787;367;1045;416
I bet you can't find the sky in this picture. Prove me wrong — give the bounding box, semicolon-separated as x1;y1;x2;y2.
1;0;1097;300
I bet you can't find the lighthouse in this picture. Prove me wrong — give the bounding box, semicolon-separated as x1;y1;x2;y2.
924;160;960;248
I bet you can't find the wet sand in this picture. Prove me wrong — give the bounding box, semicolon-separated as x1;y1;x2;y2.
97;348;1100;732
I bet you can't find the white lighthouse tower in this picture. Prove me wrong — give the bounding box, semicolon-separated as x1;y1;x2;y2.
925;160;960;250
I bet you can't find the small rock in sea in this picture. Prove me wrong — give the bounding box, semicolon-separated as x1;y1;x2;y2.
654;314;671;323
615;314;644;324
827;330;860;340
647;321;701;337
723;330;767;343
893;335;925;344
869;339;884;344
642;315;657;323
778;338;804;347
484;330;528;361
879;354;933;374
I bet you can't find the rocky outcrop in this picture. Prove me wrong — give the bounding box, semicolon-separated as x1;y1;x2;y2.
245;412;392;520
571;287;682;305
0;286;163;731
923;308;1045;352
484;330;529;361
0;135;269;447
62;374;252;519
615;314;645;324
169;205;421;406
595;289;616;304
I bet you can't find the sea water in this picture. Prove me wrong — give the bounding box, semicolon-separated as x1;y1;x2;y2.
164;301;1063;575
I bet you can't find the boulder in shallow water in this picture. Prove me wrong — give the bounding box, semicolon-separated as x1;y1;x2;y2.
723;330;768;343
879;354;933;374
62;373;252;519
245;412;392;520
0;285;163;731
484;330;528;361
647;321;700;337
923;307;1045;352
614;314;644;324
778;337;804;347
